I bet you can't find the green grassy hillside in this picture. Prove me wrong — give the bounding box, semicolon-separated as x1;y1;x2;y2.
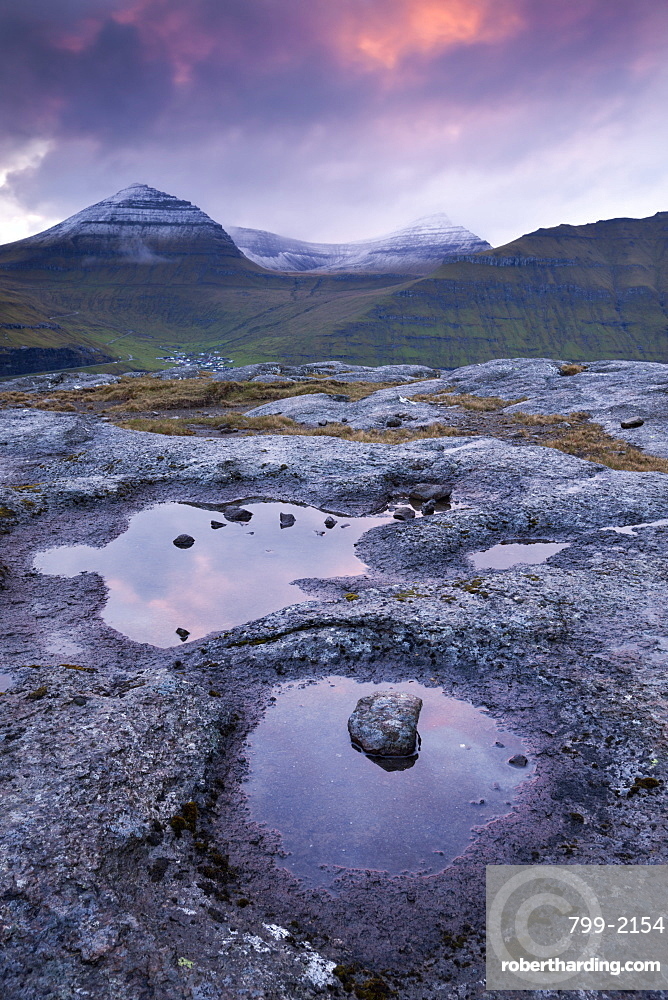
0;253;410;373
0;210;667;373
314;212;668;366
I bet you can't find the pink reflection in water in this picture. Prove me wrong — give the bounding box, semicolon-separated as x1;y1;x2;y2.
469;541;569;571
34;501;391;647
244;677;532;885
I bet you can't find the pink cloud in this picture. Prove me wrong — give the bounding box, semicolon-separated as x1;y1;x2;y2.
335;0;525;71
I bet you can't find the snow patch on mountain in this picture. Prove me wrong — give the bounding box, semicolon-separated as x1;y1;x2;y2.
17;183;242;260
228;213;491;275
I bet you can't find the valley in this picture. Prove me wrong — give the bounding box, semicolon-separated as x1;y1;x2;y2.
1;185;667;378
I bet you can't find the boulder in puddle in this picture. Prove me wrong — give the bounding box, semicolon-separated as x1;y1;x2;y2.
393;506;415;520
279;512;296;528
348;690;422;756
173;534;195;548
409;483;452;502
224;507;253;523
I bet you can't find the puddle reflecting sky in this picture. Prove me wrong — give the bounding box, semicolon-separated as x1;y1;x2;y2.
33;501;392;647
602;518;668;536
469;541;569;571
243;677;531;885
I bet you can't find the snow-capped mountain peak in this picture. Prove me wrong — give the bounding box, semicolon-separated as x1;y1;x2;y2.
18;183;242;261
228;212;490;275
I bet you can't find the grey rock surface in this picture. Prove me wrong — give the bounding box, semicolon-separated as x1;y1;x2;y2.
348;690;423;756
246;379;445;428
3;359;668;1000
441;356;668;457
243;356;668;461
0;370;121;393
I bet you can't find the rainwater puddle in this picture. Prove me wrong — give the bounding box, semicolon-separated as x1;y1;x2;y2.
469;541;569;571
0;673;12;693
602;518;668;536
243;677;532;886
33;501;392;647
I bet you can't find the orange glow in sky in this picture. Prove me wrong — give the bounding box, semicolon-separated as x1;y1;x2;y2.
339;0;524;70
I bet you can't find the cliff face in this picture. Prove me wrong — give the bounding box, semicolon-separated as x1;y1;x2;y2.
320;212;668;366
0;344;113;377
229;213;491;275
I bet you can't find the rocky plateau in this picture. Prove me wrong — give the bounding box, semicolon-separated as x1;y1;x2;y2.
1;356;668;999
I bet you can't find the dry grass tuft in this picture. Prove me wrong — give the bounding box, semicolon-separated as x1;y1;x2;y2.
0;376;405;414
559;363;587;376
0;391;77;411
116;411;469;444
511;410;591;426
413;389;527;411
278;421;467;444
511;411;668;473
117;418;195;436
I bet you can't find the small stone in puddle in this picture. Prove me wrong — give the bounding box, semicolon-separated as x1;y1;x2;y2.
393;506;416;520
348;690;423;756
324;516;337;528
210;520;226;529
173;534;195;548
176;627;190;640
508;753;528;767
421;499;436;515
279;512;296;528
386;417;402;428
314;530;325;535
224;507;253;523
620;417;644;429
409;483;452;502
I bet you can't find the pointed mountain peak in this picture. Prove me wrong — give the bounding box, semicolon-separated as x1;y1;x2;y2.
405;212;456;229
102;183;192;207
13;183;245;264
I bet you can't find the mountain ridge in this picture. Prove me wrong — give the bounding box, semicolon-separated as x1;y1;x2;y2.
228;212;491;275
0;186;667;375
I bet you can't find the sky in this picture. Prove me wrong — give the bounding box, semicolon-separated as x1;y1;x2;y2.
0;0;667;248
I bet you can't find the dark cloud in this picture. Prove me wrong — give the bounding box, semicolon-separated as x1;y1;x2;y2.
1;0;663;144
0;0;666;245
